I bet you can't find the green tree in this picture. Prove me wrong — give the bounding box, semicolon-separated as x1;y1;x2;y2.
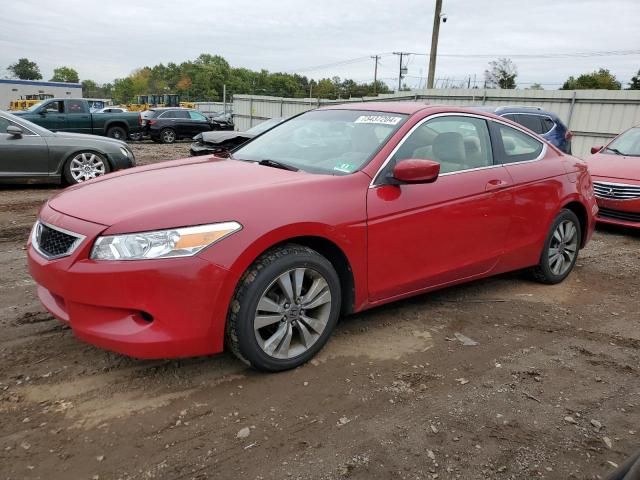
112;77;135;104
561;69;621;90
7;58;42;80
628;70;640;90
484;58;517;89
50;66;79;83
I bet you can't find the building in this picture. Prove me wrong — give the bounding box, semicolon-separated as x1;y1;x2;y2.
0;79;82;110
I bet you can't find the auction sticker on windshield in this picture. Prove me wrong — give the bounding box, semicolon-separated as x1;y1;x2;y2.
354;115;403;125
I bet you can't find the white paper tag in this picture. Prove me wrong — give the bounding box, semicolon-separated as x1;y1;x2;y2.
354;115;402;125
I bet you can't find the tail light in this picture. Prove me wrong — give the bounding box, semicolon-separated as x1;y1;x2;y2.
565;130;573;140
138;113;142;126
148;120;156;125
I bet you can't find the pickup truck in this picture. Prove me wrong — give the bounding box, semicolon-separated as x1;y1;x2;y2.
13;98;141;141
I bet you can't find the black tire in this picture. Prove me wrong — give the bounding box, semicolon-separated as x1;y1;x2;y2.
63;151;111;185
160;128;176;144
226;244;342;372
530;209;581;284
106;126;127;141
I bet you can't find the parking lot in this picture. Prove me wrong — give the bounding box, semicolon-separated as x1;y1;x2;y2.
0;142;638;480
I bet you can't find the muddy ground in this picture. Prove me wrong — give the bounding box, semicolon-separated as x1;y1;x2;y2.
1;141;638;480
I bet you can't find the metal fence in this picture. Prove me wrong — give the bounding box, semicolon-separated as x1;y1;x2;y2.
232;89;640;158
194;101;231;115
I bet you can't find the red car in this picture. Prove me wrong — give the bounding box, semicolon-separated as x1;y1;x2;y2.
27;103;597;371
588;126;640;228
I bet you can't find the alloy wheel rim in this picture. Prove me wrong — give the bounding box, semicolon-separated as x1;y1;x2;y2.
163;130;175;142
548;220;578;276
253;268;332;360
70;153;106;182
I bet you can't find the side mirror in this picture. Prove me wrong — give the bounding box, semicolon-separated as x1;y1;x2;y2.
39;110;47;116
392;159;440;184
591;146;603;155
6;125;23;137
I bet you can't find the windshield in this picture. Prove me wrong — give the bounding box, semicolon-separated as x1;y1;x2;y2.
233;109;407;174
3;111;52;135
606;127;640;156
246;117;284;135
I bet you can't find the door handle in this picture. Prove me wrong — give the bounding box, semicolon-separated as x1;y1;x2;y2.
485;179;509;191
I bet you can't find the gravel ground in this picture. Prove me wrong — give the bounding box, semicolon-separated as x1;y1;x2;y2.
0;142;638;480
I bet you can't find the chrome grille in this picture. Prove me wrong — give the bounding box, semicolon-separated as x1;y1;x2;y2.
593;181;640;200
32;222;84;259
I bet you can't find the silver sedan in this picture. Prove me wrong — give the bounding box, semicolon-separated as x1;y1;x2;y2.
0;110;135;185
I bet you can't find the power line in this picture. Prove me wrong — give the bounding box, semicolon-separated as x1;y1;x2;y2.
404;49;640;58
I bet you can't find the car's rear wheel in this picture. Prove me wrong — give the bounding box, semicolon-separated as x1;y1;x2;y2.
531;209;581;284
160;128;176;144
63;151;111;184
226;244;341;371
106;126;127;141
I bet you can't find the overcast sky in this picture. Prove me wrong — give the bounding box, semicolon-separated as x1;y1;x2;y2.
1;0;639;90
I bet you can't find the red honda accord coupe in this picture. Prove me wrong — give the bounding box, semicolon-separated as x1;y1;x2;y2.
588;126;640;228
27;103;597;371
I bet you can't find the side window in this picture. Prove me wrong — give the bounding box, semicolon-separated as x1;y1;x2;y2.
493;123;544;163
541;117;556;134
189;111;207;121
513;114;544;134
43;101;63;113
393;116;493;174
174;110;190;119
66;100;88;114
158;111;172;119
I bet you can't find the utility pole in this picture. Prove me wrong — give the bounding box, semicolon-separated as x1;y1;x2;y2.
427;0;443;89
371;55;381;95
393;52;410;92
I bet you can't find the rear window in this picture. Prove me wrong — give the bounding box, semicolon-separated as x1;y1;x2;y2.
513;114;545;134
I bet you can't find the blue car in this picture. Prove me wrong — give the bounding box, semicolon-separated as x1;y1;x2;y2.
473;106;573;154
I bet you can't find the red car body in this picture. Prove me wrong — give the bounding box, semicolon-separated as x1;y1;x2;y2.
587;128;640;228
27;103;597;359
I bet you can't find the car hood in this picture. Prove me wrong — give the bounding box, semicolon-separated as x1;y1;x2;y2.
197;131;254;144
52;131;128;147
587;152;640;181
47;157;340;234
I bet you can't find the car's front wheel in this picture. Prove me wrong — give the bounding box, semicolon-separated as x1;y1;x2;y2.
227;244;341;371
63;151;111;184
531;209;581;284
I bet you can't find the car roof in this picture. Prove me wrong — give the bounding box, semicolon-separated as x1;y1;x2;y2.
320;102;433;115
318;102;515;121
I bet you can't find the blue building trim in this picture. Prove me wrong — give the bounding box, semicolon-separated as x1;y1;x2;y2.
0;79;82;88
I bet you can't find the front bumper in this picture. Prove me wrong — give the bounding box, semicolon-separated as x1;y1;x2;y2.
27;205;235;359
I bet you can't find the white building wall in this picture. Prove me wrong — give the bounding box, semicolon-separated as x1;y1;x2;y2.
0;79;82;110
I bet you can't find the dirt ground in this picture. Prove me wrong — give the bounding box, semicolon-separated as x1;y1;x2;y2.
1;141;638;480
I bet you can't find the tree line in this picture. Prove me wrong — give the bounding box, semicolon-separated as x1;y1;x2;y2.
4;55;640;104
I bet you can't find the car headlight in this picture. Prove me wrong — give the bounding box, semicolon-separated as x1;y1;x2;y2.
90;222;242;260
119;147;129;158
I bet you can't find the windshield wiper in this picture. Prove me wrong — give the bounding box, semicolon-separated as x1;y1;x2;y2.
257;159;299;171
606;147;626;156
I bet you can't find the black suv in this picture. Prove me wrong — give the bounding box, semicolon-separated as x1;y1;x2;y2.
145;108;213;144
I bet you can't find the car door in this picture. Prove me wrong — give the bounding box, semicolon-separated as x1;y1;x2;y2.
172;110;191;137
64;99;91;134
488;120;567;269
36;100;67;131
188;110;213;135
366;114;513;301
0;117;49;177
